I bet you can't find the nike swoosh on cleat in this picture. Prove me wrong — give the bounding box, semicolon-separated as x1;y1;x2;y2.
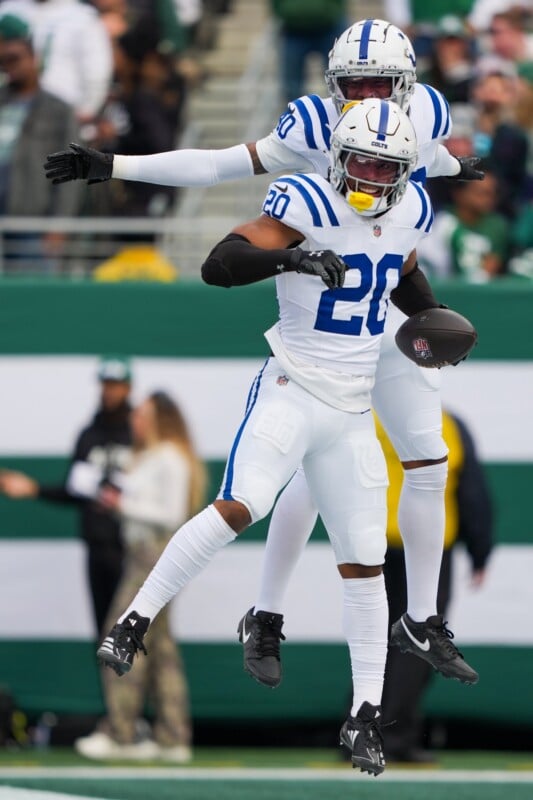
400;617;430;651
241;619;251;644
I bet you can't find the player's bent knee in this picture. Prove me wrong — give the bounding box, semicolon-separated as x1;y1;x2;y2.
224;468;282;524
404;430;448;463
213;499;251;533
330;523;387;566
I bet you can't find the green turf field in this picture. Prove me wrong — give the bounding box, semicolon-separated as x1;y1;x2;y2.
1;749;533;800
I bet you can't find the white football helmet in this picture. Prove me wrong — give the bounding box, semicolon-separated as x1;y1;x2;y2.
326;19;417;112
329;99;418;217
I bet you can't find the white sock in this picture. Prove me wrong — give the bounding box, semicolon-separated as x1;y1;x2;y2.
120;505;237;622
398;461;448;622
254;469;318;614
342;575;388;715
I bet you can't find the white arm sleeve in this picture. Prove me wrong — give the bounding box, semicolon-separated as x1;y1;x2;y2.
112;144;254;187
255;133;314;174
426;145;461;179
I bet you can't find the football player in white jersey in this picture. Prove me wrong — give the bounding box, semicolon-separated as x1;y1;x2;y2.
97;99;458;775
45;20;482;685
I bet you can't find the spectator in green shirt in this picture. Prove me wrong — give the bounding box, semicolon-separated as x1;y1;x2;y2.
418;169;511;281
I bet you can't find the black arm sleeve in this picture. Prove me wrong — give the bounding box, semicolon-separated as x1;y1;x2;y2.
390;264;442;317
201;233;298;287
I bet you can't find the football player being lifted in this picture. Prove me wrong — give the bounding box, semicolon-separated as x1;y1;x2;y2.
45;20;481;687
96;99;475;776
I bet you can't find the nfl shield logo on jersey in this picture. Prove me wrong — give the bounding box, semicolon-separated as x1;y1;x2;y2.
373;225;381;237
412;337;433;360
277;374;289;386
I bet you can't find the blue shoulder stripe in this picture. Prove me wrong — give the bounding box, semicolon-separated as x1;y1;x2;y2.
283;175;339;227
411;180;431;231
293;98;317;150
308;94;332;149
410;166;427;186
296;174;340;226
421;84;450;140
441;94;451;137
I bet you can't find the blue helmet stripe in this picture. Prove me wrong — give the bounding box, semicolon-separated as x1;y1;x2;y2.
293;98;317;149
359;19;374;60
222;360;267;500
377;100;389;141
296;174;340;226
308;94;332;149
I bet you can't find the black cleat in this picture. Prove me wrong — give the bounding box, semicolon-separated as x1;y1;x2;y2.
237;607;286;688
390;613;479;685
97;611;149;676
340;702;385;776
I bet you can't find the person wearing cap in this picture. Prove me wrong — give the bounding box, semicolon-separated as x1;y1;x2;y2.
419;15;477;103
0;356;133;636
0;12;82;272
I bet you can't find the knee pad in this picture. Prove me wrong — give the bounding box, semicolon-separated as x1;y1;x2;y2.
407;426;448;463
330;515;388;566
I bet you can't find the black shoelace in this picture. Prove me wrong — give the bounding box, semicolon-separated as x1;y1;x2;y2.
116;625;147;657
434;619;464;660
254;619;286;658
361;717;385;752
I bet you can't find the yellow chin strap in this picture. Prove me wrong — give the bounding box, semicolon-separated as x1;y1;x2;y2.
341;100;361;113
346;191;375;211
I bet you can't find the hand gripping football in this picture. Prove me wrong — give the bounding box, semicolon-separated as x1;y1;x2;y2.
395;307;478;368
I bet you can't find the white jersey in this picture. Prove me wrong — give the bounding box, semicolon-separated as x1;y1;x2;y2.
255;83;452;186
261;174;433;412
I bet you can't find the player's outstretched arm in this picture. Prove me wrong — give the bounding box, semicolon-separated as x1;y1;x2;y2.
448;156;485;182
427;145;484;182
44;143;114;185
44;142;266;188
201;215;345;290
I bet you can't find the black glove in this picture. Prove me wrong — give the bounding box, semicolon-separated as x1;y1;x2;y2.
44;143;114;185
450;156;485;182
289;247;346;289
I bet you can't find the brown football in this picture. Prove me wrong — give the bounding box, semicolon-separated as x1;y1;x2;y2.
395;307;478;368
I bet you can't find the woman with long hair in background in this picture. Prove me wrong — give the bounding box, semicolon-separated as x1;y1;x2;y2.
75;390;206;763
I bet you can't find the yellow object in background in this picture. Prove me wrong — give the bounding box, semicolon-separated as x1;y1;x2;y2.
93;246;179;283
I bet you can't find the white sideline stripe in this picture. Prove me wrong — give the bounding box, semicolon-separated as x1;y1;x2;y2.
0;356;532;461
1;541;533;644
1;767;533;783
0;790;106;800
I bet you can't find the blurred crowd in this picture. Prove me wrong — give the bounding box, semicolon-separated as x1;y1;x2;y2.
0;0;231;270
0;0;532;281
402;4;533;282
